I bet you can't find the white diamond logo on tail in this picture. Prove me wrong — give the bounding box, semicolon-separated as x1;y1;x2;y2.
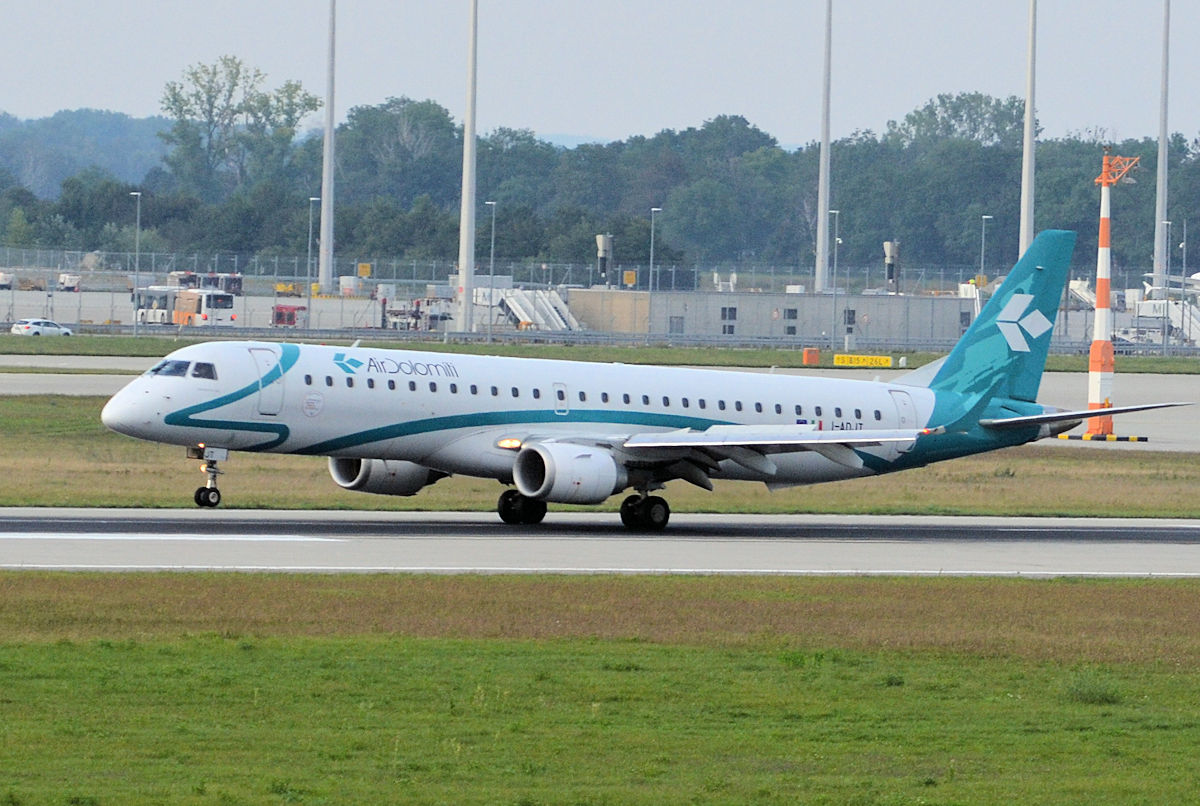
995;293;1050;353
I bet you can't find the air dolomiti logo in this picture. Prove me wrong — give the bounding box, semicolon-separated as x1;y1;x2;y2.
333;352;364;374
995;293;1051;353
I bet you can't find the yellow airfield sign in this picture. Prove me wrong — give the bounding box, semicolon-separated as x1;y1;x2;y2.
833;354;893;368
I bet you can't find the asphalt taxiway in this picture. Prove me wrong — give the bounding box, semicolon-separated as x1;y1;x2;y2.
3;509;1200;577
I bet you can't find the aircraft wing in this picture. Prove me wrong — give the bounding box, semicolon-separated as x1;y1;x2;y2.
616;424;934;477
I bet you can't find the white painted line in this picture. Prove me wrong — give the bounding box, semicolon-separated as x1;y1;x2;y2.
0;533;342;542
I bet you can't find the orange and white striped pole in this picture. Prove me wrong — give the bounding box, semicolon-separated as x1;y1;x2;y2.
1088;147;1139;436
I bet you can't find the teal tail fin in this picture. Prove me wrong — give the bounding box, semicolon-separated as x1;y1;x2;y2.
929;229;1076;404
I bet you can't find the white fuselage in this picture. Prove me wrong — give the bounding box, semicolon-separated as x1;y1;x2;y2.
102;341;937;488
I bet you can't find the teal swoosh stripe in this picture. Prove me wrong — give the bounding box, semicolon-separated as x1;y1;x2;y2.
164;343;301;451
296;409;731;456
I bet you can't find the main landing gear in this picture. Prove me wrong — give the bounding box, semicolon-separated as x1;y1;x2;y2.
187;445;227;508
496;490;671;530
619;494;670;531
497;489;547;525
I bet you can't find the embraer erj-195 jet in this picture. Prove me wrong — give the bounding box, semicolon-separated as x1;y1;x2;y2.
102;230;1182;530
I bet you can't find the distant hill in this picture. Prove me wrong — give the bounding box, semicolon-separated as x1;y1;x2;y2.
0;109;169;199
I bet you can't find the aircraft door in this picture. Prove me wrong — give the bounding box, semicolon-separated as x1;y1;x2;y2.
888;390;919;455
249;347;284;416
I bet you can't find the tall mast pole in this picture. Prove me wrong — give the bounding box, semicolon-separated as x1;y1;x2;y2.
1087;148;1138;436
1152;0;1171;296
456;0;479;333
813;0;832;295
318;0;336;294
1018;0;1037;256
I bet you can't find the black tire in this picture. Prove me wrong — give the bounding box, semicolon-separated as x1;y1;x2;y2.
498;489;523;524
619;495;643;529
519;498;547;525
642;496;670;530
196;487;221;508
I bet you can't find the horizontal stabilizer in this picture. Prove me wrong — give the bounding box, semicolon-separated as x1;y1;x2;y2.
979;401;1191;430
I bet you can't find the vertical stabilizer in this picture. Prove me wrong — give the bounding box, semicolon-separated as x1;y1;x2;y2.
930;229;1075;405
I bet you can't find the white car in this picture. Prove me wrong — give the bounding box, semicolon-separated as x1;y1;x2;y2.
10;318;73;336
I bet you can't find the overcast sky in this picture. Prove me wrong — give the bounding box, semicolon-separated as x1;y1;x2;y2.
2;1;1194;146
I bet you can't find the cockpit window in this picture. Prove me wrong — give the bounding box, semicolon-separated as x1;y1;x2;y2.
147;360;191;377
191;362;217;380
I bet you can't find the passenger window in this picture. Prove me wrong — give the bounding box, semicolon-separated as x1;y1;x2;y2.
450;383;458;394
754;403;763;413
774;403;782;415
835;407;842;418
623;394;631;404
642;395;650;406
735;401;743;412
409;381;417;391
682;398;689;408
304;374;312;386
388;380;396;390
855;409;862;419
533;388;541;399
795;404;803;416
718;400;726;411
191;363;217;380
325;376;333;387
815;406;822;416
511;387;519;398
491;386;499;396
470;384;478;395
698;399;706;409
367;378;375;389
601;392;610;403
874;410;882;421
662;396;670;407
579;391;587;402
429;382;437;393
346;377;354;388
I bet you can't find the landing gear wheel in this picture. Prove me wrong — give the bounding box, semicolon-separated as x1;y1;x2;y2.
619;494;670;531
619;495;643;529
519;498;547;525
498;490;523;524
498;490;547;525
641;496;670;530
194;487;221;508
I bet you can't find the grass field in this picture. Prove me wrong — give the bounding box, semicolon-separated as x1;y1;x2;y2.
4;574;1200;804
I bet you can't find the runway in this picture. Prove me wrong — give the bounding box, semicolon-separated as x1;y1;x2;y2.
3;509;1200;577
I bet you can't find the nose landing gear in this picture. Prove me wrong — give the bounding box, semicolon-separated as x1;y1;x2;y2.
187;445;228;508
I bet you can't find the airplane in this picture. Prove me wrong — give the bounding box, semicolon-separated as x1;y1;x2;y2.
101;230;1185;530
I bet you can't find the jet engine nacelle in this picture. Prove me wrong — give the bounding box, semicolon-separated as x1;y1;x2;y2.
328;457;443;496
512;442;628;504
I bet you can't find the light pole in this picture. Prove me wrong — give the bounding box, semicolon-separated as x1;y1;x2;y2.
130;191;141;337
485;200;496;343
1182;220;1190;345
829;209;840;350
979;214;993;280
649;207;662;293
307;196;320;328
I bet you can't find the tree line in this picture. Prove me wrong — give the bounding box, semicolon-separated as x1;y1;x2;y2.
2;56;1199;280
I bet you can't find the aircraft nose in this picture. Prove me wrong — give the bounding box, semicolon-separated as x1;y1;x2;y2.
101;384;156;437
